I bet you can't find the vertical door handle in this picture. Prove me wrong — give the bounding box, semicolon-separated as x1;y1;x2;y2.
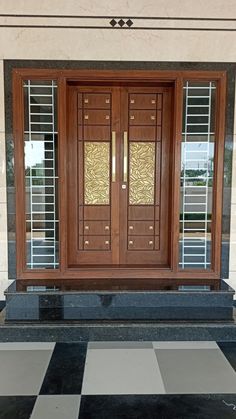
112;131;116;182
123;131;128;182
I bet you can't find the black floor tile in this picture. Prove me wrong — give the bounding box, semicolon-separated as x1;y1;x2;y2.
40;342;87;395
79;394;236;419
218;342;236;371
0;396;36;419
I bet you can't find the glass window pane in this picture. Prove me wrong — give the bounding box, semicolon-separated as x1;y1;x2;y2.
179;81;216;270
24;80;59;269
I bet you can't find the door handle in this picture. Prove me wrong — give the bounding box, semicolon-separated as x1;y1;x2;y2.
123;131;128;182
112;131;116;182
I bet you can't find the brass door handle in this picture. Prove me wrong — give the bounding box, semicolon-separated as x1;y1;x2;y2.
112;131;116;182
123;131;128;182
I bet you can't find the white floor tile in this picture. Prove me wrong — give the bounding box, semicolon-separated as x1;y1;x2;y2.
89;341;153;349
0;350;53;395
82;348;165;395
31;395;81;419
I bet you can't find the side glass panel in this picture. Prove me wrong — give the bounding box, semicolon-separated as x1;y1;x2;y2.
179;81;216;269
24;80;59;269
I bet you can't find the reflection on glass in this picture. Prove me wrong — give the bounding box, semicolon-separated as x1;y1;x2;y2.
179;81;216;269
24;80;59;269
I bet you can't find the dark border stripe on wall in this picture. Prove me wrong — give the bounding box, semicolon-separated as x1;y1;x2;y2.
0;14;236;20
0;15;236;31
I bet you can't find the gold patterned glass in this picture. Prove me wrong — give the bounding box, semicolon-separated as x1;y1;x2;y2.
129;142;155;205
84;142;110;205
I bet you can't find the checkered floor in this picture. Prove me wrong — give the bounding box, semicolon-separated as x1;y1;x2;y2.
0;341;235;418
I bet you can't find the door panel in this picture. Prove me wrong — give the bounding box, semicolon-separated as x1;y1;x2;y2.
67;86;119;265
79;109;111;125
119;88;171;266
129;126;157;141
67;85;172;268
83;93;111;108
129;93;157;109
129;110;157;125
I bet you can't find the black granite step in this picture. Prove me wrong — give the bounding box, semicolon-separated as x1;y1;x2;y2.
0;315;236;342
4;280;235;322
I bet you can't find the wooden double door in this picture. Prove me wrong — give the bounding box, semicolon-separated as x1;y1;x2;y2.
67;84;172;268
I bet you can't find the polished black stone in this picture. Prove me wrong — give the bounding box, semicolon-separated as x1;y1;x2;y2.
218;342;236;371
5;280;234;322
0;301;5;311
40;343;87;394
39;295;63;321
0;396;36;419
79;394;236;419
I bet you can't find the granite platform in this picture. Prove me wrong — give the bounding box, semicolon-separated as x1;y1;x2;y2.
4;280;235;322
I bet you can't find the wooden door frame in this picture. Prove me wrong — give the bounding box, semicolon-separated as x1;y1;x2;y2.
13;68;226;287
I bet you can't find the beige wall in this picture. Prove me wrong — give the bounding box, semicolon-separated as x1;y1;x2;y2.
0;0;236;18
0;0;236;297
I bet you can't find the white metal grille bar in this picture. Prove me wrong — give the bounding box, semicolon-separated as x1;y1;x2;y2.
24;79;58;269
183;86;216;89
180;80;215;269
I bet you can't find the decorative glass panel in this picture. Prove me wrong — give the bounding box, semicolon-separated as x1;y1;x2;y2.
24;80;59;269
84;142;110;205
179;81;216;269
129;142;155;205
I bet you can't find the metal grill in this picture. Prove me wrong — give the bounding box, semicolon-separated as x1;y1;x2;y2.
179;81;216;269
24;80;59;269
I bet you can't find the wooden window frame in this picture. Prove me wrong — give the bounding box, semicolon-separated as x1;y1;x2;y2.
13;69;226;288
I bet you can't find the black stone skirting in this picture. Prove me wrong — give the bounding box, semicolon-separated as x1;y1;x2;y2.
4;280;235;322
0;320;236;342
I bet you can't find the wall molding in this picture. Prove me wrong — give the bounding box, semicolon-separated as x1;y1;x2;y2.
0;14;236;31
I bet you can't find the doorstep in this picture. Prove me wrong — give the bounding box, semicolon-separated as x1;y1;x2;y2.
4;279;235;322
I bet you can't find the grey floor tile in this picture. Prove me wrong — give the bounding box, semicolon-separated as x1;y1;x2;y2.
0;350;53;396
30;395;81;419
0;342;55;351
82;348;165;395
153;341;218;350
155;348;236;394
89;341;153;349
